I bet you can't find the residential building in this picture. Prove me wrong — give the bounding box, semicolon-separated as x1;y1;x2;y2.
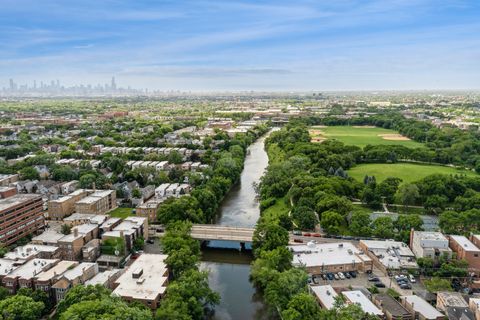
57;224;99;260
48;189;88;220
0;186;16;199
112;254;168;309
102;217;148;253
0;194;45;246
445;307;475;320
373;294;413;320
359;240;418;272
0;258;16;283
31;230;65;246
4;244;61;263
449;235;480;274
468;298;480;320
400;295;445;320
2;258;59;294
289;242;373;274
82;239;101;262
34;260;78;297
310;285;338;310
0;174;19;186
74;190;116;215
52;262;98;302
436;292;468;312
342;290;384;318
410;231;452;259
85;268;123;290
62;213;108;226
136;198;163;222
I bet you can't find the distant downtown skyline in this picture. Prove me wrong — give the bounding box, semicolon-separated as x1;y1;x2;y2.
1;1;479;91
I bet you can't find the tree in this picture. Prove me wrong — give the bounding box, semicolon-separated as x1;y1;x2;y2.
394;214;423;242
56;284;112;316
0;287;9;301
253;223;289;256
281;293;323;320
320;210;344;235
424;277;452;292
168;150;183;164
349;211;372;236
19;167;39;180
52;166;78;181
17;288;52;314
395;183;420;208
132;188;142;199
79;173;96;189
61;224;71;235
0;295;44;320
372;216;394;239
264;268;308;310
251;247;293;289
377;177;402;204
292;206;317;230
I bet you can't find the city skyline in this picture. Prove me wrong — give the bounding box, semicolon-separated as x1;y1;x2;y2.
1;0;480;91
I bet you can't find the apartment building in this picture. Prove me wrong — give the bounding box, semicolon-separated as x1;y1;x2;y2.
400;295;445;320
48;189;88;220
34;260;78;298
373;294;412;320
57;224;99;260
410;231;452;259
112;254;169;309
468;298;480;320
449;235;480;274
342;291;384;318
74;190;117;215
2;258;59;294
52;262;98;302
136;198;163;222
4;244;61;264
0;174;19;186
102;217;148;253
0;186;16;199
436;292;468;312
85;268;123;290
0;194;45;246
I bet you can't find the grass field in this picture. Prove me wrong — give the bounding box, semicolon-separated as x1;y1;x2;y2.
309;126;424;148
262;196;290;224
348;163;477;184
109;207;135;219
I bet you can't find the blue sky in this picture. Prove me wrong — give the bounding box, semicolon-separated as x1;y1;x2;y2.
0;0;479;91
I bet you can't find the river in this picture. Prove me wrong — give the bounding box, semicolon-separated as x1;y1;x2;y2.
200;132;272;320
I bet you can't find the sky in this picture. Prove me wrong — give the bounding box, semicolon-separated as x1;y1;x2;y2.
0;0;479;91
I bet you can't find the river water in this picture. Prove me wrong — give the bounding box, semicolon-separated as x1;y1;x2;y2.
201;132;271;320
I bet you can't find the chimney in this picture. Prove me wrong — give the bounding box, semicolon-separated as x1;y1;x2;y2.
73;228;79;237
92;182;96;191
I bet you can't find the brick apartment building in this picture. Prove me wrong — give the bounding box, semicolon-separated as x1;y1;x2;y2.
0;194;45;246
449;235;480;274
74;190;117;215
48;189;88;220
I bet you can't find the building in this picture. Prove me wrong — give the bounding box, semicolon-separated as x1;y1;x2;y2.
449;235;480;274
57;224;99;260
0;186;17;199
410;231;452;259
0;258;16;283
445;307;475;320
310;285;338;310
48;189;88;220
359;240;418;273
289;242;373;274
342;290;384;318
74;190;117;215
468;298;480;320
112;254;168;309
102;217;148;253
52;262;98;302
4;244;61;263
0;194;45;246
373;294;413;320
62;213;108;226
31;230;65;246
34;260;78;298
400;295;445;320
85;268;123;290
0;174;19;186
436;292;468;312
136;198;163;222
2;258;59;294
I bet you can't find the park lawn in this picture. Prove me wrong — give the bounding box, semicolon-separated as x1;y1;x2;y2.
348;163;477;184
310;126;424;148
262;196;290;224
109;207;135;219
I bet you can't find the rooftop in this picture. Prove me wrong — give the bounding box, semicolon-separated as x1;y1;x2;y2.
35;260;78;282
415;231;449;242
401;295;444;319
6;259;58;280
310;285;338;310
360;240;418;269
450;235;480;252
85;269;123;286
113;254;168;301
4;244;59;261
0;258;16;276
438;292;468;308
374;294;411;317
32;230;65;244
343;290;384;316
62;262;97;280
0;194;41;212
289;242;371;268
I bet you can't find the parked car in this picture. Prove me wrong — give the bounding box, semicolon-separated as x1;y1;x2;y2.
368;276;380;282
409;274;416;283
321;274;327;280
338;272;345;280
334;273;340;280
293;230;302;236
303;232;311;237
312;233;322;237
344;272;351;279
293;239;303;243
349;271;357;278
313;276;319;284
400;283;412;290
327;273;334;280
147;239;154;244
374;281;386;288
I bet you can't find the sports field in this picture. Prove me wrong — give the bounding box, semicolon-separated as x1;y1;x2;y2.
309;126;423;148
348;163;477;184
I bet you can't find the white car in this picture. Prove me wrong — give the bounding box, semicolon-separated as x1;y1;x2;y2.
409;274;416;283
338;272;346;280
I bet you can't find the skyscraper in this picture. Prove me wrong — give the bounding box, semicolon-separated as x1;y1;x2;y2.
111;77;116;91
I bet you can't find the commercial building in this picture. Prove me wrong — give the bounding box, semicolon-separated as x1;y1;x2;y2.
289;242;373;274
0;194;45;246
112;254;168;309
410;231;452;259
436;292;468;312
310;285;338;310
373;294;412;320
48;189;88;220
359;240;418;272
74;190;116;215
449;235;480;274
342;290;384;318
400;295;445;320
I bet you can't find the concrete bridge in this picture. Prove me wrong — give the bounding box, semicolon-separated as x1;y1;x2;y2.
190;224;255;242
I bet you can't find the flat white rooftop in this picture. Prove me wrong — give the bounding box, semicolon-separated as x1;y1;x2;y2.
310;285;337;310
343;290;383;316
401;295;444;319
450;235;480;252
35;260;78;282
6;259;58;280
113;254;168;301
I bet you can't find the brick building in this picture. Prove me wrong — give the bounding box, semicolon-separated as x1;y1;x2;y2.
48;189;88;220
74;190;117;215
